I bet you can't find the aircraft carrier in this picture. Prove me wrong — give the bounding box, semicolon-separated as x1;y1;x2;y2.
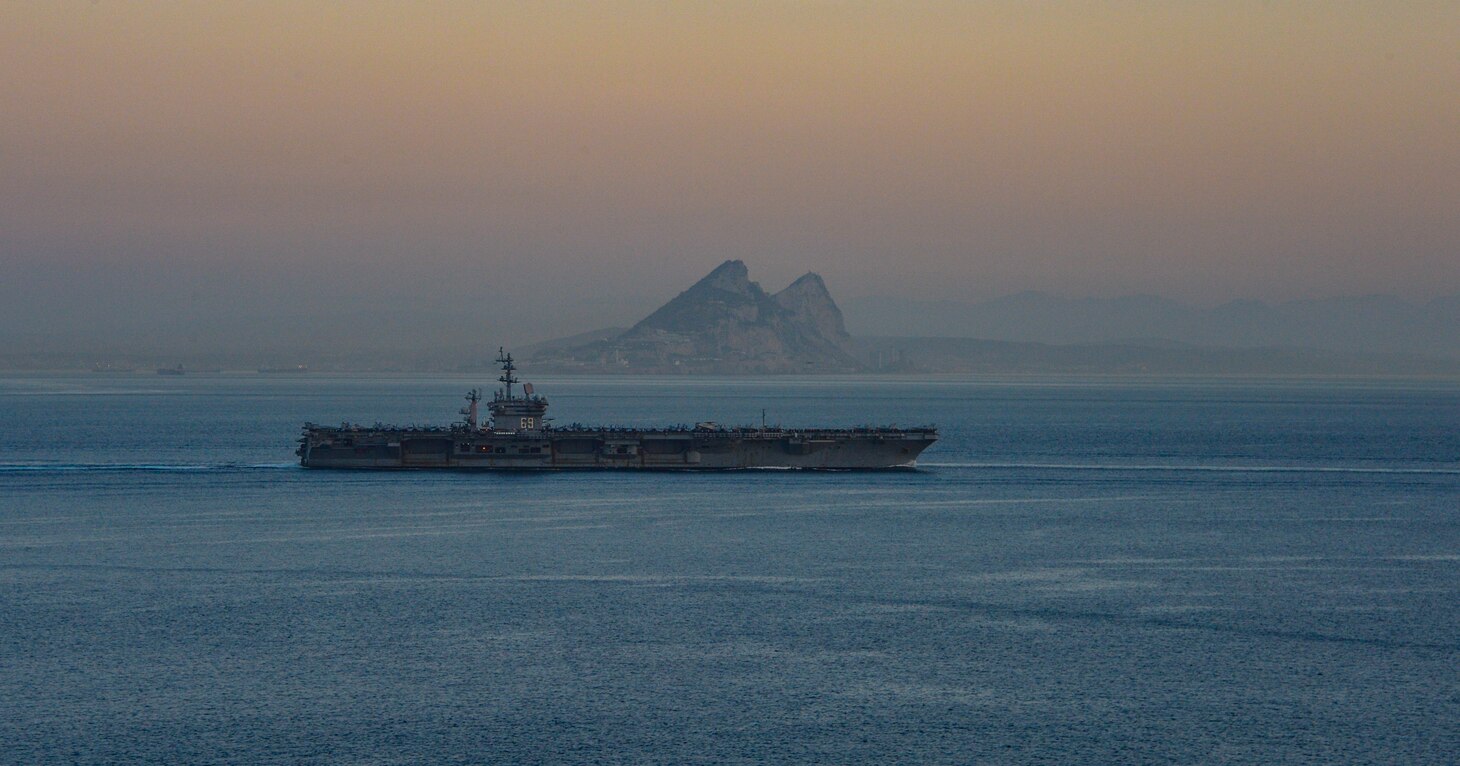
297;350;936;470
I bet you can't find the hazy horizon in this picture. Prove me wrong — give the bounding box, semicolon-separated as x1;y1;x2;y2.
3;2;1457;357
6;262;1458;369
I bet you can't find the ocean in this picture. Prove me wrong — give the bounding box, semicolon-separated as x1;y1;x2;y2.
2;373;1457;765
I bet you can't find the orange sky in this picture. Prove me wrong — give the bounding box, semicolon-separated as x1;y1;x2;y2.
2;1;1457;337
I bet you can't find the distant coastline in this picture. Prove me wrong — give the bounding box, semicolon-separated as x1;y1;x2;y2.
6;340;1459;379
4;263;1457;377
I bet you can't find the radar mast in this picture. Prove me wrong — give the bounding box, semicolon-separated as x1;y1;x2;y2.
497;347;517;400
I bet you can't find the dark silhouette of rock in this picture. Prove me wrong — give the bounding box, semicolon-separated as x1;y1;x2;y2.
532;261;862;372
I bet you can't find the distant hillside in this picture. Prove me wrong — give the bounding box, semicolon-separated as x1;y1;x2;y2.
842;292;1460;359
516;266;1460;377
18;270;1452;375
520;327;629;357
853;336;1460;377
529;261;864;373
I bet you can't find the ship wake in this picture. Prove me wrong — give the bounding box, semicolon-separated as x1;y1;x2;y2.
0;462;299;474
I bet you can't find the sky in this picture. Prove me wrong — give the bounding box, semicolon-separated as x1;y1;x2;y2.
2;1;1457;352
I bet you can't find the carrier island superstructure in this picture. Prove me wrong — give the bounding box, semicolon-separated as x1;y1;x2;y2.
297;350;937;470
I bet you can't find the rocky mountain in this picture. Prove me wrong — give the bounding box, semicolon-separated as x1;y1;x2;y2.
529;261;863;373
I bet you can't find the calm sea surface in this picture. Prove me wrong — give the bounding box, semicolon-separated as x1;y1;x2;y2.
2;373;1457;765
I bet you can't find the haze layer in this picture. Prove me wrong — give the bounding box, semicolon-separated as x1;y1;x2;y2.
3;2;1456;350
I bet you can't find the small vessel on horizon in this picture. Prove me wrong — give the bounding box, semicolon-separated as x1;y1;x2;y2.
297;350;936;470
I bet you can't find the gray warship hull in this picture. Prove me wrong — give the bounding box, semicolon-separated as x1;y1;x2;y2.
298;426;936;470
296;349;936;470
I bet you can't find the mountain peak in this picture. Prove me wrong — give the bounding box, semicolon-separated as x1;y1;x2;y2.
535;261;862;372
689;259;754;296
634;261;765;334
774;272;848;342
778;272;829;296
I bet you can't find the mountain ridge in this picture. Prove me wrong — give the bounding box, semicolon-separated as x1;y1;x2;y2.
842;292;1460;359
530;261;862;373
